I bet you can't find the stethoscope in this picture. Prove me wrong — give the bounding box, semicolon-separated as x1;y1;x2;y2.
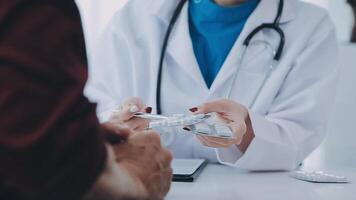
156;0;285;114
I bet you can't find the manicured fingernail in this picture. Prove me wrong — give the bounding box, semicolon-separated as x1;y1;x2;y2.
189;107;198;112
130;105;139;113
183;127;191;131
145;107;152;113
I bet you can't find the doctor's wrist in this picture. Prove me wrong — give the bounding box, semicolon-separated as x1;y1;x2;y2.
237;114;255;153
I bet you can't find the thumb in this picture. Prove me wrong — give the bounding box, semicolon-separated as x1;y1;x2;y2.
102;123;132;144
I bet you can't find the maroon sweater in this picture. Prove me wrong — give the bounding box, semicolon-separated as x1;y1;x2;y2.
349;0;356;42
0;1;109;199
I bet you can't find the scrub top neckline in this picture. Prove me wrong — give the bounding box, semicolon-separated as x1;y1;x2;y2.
190;0;260;23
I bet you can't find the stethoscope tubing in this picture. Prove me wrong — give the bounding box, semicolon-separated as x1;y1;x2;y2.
156;0;285;114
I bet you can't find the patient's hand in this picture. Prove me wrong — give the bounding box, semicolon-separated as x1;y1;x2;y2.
106;97;151;132
85;131;173;200
114;131;173;199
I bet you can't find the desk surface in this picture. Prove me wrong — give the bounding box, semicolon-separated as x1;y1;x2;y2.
166;164;356;200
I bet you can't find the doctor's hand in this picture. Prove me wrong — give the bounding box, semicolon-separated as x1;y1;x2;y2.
106;97;151;132
190;99;255;152
113;131;173;200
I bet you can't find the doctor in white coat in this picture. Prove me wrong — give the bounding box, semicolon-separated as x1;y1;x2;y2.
85;0;338;170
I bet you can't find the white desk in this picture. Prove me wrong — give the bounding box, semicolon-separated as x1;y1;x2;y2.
166;164;356;200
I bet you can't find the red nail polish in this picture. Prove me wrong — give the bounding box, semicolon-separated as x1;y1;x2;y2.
145;107;152;113
183;127;191;131
189;107;198;112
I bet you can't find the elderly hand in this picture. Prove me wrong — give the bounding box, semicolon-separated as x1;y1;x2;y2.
104;97;152;133
113;131;173;200
85;131;173;200
189;99;254;151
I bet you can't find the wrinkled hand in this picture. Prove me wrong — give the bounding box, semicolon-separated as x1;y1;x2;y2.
190;99;252;149
113;131;173;200
106;97;151;132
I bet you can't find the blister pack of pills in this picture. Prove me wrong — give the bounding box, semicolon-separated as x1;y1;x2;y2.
289;171;350;183
189;122;233;138
148;114;208;128
187;114;234;138
135;112;235;139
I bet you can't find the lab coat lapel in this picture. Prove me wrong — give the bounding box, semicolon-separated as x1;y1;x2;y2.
150;0;297;100
165;3;208;90
208;0;296;99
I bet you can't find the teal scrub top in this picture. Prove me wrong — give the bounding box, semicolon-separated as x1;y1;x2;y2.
189;0;260;88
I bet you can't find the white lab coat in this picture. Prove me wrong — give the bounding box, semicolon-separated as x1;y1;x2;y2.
85;0;338;171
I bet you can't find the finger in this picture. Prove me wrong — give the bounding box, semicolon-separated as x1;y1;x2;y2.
102;122;130;136
118;97;148;121
197;135;225;148
123;97;146;109
190;99;232;114
197;135;236;148
110;105;136;122
124;97;150;114
196;135;210;146
125;117;150;130
216;114;235;123
144;106;153;114
157;148;173;169
203;135;238;146
101;123;132;143
134;122;150;131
